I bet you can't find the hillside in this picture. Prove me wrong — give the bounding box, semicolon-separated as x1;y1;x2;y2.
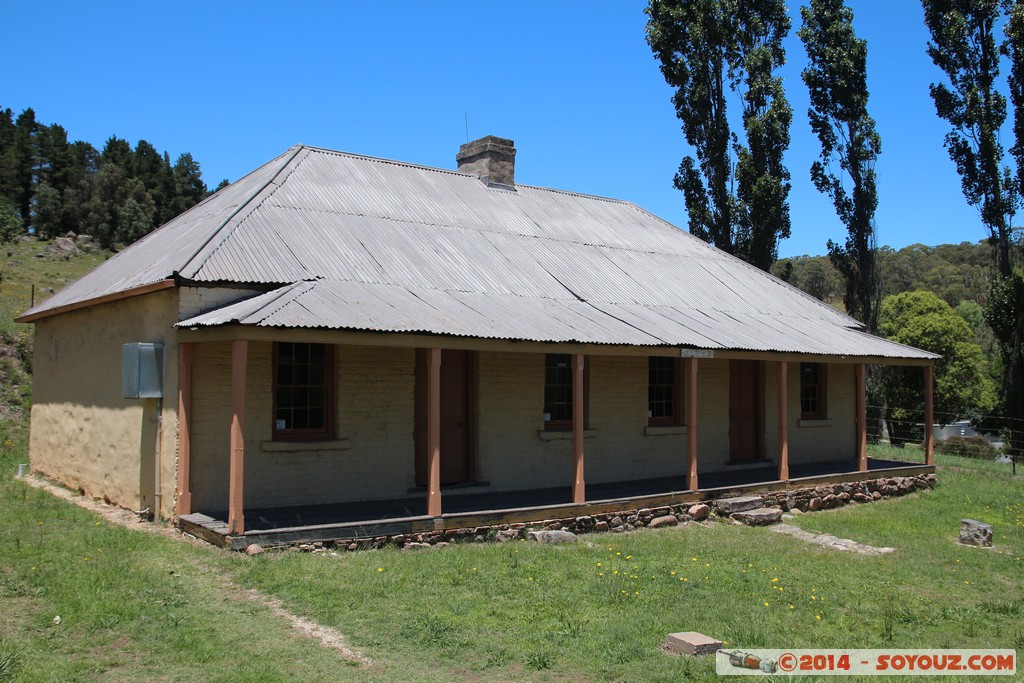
773;240;997;311
0;237;111;419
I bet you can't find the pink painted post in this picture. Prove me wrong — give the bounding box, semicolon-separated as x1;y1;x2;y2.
572;354;586;504
856;363;867;472
687;357;699;491
228;339;247;535
778;361;789;481
924;364;935;466
427;348;442;517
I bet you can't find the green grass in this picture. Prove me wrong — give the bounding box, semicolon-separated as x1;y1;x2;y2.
0;237;109;315
871;440;1019;475
3;414;1021;681
0;420;363;682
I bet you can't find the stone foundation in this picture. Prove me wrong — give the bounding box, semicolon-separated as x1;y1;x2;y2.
277;473;936;553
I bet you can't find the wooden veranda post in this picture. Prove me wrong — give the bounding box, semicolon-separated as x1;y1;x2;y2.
427;348;442;517
778;361;789;481
924;364;935;466
856;363;867;472
176;342;193;517
571;354;586;505
686;357;699;491
228;340;247;535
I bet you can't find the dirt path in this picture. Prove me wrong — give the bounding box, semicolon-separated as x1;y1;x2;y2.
17;473;372;667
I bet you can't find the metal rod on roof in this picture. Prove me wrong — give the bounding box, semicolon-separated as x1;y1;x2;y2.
464;112;469;142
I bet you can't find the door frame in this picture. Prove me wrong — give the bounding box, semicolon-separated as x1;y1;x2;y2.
414;349;476;486
728;359;763;462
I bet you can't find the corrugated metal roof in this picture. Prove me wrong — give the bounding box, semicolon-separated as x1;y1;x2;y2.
176;278;932;358
25;143;936;359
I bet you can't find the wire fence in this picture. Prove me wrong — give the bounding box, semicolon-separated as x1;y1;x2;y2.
866;404;1022;475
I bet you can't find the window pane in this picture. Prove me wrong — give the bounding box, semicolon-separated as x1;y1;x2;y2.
648;357;678;422
800;362;823;418
544;354;574;423
275;343;332;435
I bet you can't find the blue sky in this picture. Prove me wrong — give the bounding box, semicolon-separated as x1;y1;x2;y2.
0;1;1002;258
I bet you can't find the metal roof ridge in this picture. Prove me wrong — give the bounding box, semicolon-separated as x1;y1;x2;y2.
300;145;472;178
177;145;309;279
512;183;630;205
300;144;635;204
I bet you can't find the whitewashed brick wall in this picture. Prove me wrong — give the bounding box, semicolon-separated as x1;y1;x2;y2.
186;344;859;513
178;286;265;320
188;342;416;511
763;361;857;464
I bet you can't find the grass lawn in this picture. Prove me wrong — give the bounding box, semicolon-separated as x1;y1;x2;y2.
2;420;1021;681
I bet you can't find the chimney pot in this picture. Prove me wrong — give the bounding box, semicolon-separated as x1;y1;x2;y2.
456;135;516;187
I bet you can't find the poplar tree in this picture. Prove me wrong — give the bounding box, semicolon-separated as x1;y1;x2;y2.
645;0;792;271
924;0;1024;450
923;0;1015;276
798;0;882;331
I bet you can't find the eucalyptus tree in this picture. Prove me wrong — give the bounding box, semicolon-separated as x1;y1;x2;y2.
646;0;792;271
798;0;882;331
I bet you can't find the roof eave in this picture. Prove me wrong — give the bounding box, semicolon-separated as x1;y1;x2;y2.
16;279;177;323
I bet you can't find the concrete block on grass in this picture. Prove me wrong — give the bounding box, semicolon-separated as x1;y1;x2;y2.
663;631;723;656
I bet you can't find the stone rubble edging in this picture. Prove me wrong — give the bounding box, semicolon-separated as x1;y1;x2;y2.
282;472;935;554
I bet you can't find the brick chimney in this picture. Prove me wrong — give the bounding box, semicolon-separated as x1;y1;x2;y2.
456;135;516;187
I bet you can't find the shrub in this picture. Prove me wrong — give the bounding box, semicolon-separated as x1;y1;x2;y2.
936;435;998;459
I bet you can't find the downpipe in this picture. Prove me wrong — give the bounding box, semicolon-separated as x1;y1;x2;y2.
153;397;163;521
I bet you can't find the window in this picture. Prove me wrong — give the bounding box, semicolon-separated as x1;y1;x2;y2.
648;356;682;425
543;354;587;430
273;342;335;439
800;362;827;420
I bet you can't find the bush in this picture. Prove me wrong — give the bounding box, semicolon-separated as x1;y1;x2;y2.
935;435;999;459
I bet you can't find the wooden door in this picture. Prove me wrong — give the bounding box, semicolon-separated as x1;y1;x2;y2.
415;349;475;486
729;360;761;461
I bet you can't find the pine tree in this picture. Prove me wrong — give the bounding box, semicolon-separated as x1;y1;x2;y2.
170;153;207;216
12;109;37;230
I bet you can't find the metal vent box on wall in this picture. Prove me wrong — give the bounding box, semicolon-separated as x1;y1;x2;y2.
122;343;164;399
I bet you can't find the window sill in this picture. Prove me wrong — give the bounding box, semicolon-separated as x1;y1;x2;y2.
644;425;687;436
537;428;598;442
261;438;352;453
798;418;833;429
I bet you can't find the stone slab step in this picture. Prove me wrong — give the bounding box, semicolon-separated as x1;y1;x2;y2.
714;495;764;515
732;507;784;526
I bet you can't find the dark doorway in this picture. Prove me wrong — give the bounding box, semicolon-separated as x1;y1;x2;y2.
729;359;762;461
415;349;475;486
